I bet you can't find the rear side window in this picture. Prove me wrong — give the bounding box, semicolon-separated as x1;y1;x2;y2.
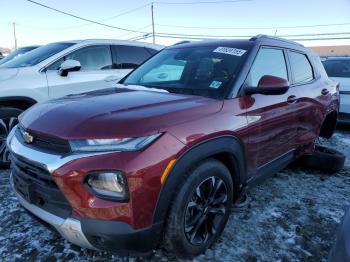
66;45;113;71
247;48;288;87
112;45;152;69
322;59;350;78
288;51;314;84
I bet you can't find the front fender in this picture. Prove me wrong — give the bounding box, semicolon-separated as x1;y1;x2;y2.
152;135;246;225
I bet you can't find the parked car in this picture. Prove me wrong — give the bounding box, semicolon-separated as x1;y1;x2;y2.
0;39;163;166
329;207;350;262
0;45;41;66
322;56;350;124
7;35;339;258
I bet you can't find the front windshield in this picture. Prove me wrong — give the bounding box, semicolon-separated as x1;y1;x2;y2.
0;43;74;68
0;47;37;66
123;45;249;98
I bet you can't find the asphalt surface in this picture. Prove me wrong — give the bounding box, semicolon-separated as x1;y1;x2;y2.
1;126;350;261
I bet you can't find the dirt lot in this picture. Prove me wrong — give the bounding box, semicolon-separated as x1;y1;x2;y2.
1;126;350;262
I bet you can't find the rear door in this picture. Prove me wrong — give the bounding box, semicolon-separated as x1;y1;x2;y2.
287;50;329;143
46;45;116;98
110;45;154;81
243;47;300;177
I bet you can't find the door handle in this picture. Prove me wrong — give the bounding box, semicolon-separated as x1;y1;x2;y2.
287;95;297;104
321;89;329;95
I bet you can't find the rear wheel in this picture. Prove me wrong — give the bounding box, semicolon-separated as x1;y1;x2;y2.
0;107;22;167
164;159;233;259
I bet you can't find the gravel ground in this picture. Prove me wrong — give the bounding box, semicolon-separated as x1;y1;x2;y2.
1;126;350;262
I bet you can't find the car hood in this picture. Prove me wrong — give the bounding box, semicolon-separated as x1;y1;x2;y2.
0;68;19;81
20;87;223;139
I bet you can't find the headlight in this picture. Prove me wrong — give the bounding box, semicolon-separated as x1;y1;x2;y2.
86;172;128;201
69;133;161;152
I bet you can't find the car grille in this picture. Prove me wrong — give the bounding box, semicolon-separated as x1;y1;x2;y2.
11;154;72;219
16;127;71;154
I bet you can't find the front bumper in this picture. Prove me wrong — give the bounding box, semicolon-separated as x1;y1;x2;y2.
10;173;95;249
10;173;162;254
7;127;168;253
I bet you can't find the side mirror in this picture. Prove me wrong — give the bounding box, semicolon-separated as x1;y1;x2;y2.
244;75;290;95
58;59;81;77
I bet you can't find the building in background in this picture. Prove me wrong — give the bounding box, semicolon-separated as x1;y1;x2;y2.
309;45;350;57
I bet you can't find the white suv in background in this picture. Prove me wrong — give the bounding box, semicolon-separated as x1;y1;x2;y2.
0;39;163;166
322;57;350;124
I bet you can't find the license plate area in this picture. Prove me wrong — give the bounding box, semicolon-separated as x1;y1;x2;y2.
13;173;36;203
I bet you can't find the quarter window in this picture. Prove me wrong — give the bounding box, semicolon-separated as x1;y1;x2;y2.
288;51;314;84
247;48;288;87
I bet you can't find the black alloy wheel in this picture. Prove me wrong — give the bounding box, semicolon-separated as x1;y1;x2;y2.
0;107;22;167
184;176;228;245
164;159;233;259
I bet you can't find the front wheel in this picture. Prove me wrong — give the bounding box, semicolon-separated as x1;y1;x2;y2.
0;107;22;167
164;159;233;259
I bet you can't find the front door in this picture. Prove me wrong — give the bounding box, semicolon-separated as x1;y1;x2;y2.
46;45;122;99
243;47;299;178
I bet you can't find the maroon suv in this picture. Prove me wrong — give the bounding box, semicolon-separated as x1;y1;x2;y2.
7;35;339;258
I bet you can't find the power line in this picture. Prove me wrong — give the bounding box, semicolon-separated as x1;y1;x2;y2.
128;33;153;41
155;22;350;30
291;37;350;41
26;0;150;34
154;34;350;42
22;0;350;44
19;3;150;30
154;0;250;4
98;4;150;22
25;0;251;32
149;31;350;39
116;25;152;39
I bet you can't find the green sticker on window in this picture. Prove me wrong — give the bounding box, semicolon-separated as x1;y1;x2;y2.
209;81;222;89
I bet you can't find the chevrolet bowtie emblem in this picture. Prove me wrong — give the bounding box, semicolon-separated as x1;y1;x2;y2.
22;131;34;144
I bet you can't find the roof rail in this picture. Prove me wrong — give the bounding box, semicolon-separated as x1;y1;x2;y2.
173;41;191;46
250;34;304;47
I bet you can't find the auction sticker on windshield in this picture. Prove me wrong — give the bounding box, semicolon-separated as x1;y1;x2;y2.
213;47;247;56
209;81;222;89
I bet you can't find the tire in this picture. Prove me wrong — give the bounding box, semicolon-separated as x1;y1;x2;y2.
299;145;345;174
0;107;23;168
163;159;233;259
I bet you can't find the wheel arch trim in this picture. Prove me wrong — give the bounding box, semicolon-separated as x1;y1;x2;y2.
152;135;246;224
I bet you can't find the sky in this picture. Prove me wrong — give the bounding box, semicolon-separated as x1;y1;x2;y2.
1;0;350;50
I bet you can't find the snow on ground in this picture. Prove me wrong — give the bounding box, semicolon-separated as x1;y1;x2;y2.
1;126;350;262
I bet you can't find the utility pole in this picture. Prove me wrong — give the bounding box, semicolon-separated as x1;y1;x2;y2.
13;22;17;49
151;2;155;44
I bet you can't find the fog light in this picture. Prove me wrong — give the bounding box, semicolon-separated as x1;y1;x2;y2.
86;172;128;201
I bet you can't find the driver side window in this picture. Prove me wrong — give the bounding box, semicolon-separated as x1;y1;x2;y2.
246;48;288;87
47;45;113;71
